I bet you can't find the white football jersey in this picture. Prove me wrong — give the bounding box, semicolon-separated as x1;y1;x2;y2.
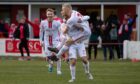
65;10;91;37
40;19;61;43
66;10;83;37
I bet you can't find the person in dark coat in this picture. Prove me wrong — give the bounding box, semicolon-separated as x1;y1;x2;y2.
100;22;114;61
14;16;30;61
88;16;102;60
109;22;120;59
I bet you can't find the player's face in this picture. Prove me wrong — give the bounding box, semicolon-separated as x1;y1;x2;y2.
61;6;69;18
46;11;54;20
61;10;65;17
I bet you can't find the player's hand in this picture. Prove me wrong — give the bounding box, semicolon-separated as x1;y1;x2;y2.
66;37;74;45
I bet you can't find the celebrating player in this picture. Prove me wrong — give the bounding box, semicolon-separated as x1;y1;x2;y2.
40;8;62;75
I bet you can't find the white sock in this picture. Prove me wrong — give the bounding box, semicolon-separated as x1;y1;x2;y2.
57;59;61;72
56;45;69;58
83;61;90;74
48;61;53;68
49;63;52;69
70;65;76;80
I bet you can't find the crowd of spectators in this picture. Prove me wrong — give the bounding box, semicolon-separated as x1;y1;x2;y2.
88;12;137;61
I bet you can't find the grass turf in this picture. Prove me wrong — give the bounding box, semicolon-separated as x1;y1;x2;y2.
0;59;140;84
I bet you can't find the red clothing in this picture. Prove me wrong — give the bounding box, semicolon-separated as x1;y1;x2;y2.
26;19;40;38
54;17;63;23
118;24;128;35
20;25;24;39
9;24;17;38
8;28;15;38
48;21;53;46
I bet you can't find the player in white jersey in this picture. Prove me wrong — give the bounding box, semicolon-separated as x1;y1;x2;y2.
63;4;93;82
40;8;61;75
48;13;91;58
49;3;93;82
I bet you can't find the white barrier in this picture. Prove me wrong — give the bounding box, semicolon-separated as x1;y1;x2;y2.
0;38;44;57
123;40;140;60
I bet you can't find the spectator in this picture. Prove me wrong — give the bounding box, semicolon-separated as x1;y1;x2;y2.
109;22;120;59
0;19;5;38
88;16;102;60
100;22;114;61
14;16;30;61
3;21;10;37
8;23;17;38
26;18;40;38
124;13;136;40
118;14;137;59
106;11;119;27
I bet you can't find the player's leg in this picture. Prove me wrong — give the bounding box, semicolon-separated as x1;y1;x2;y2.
56;58;62;75
55;33;87;59
49;31;90;59
69;58;76;82
49;32;90;60
47;35;68;57
57;35;67;49
78;43;93;80
55;31;90;57
54;40;62;75
82;56;93;80
68;45;77;82
55;45;69;58
44;43;54;72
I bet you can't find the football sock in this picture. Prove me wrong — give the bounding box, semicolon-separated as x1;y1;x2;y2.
70;65;76;80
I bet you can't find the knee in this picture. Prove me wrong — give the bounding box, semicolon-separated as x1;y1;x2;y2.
70;59;76;66
82;57;88;64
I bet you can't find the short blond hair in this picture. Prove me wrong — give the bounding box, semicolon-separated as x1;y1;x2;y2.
62;3;72;10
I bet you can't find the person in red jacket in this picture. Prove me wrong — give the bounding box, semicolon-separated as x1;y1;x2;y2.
8;23;17;38
26;18;40;38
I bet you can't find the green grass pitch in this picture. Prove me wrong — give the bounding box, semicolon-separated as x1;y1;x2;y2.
0;58;140;84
